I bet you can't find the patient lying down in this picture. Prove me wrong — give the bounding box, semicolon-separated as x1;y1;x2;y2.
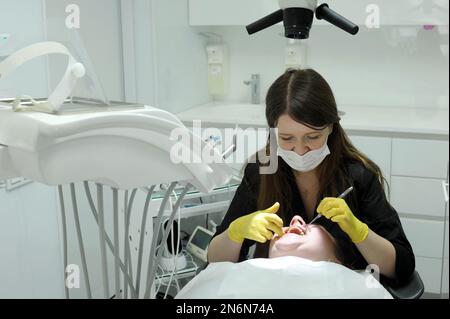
175;216;392;299
269;215;342;262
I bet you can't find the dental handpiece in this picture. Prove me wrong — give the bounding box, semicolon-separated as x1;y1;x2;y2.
309;186;354;225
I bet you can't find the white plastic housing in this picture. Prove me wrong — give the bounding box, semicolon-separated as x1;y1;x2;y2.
0;104;232;192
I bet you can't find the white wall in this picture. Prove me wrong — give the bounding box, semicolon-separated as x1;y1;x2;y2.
0;183;63;298
121;0;156;105
0;0;64;299
153;0;211;113
0;0;48;98
1;0;127;299
210;25;449;110
45;0;125;101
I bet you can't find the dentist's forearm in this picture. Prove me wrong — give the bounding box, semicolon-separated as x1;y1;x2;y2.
356;229;396;279
207;230;242;263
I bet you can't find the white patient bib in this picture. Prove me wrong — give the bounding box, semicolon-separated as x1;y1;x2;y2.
176;256;392;299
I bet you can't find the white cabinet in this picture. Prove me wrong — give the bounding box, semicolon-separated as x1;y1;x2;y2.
188;0;449;26
392;139;449;179
347;135;449;295
400;217;445;259
326;0;449;26
348;135;391;192
189;0;278;26
390;137;449;295
442;179;449;297
372;0;448;26
400;217;444;293
443;219;449;297
415;257;444;294
391;176;446;217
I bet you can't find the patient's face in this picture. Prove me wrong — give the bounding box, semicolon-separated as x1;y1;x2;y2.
269;216;339;263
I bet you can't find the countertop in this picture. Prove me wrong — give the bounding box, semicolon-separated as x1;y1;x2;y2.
177;102;449;138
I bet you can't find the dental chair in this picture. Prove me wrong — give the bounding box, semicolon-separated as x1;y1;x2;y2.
382;270;424;299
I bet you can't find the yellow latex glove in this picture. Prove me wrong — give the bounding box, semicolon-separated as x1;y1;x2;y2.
317;198;369;244
228;202;284;244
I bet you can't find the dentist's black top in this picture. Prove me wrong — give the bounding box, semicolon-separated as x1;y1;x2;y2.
212;160;415;286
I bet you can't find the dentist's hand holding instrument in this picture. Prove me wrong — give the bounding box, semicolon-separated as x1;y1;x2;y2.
315;186;368;243
309;186;353;225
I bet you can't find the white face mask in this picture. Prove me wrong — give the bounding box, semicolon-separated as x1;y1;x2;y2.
277;138;330;172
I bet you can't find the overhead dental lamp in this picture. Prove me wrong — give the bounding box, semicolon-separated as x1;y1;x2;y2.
246;0;359;39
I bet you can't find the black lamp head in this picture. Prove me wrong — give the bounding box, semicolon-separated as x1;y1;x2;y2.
246;1;358;40
283;7;314;39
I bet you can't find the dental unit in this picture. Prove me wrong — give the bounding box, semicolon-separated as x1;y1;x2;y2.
0;42;233;299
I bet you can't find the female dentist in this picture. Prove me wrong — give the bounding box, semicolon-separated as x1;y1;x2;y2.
208;68;415;284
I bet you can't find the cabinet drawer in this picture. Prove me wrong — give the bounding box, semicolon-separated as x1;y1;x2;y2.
445;219;449;259
442;258;449;295
391;176;446;217
416;257;443;294
392;138;449;179
400;217;445;258
189;0;449;26
348;135;391;183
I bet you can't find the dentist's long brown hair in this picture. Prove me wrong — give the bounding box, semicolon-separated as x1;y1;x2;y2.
257;68;386;223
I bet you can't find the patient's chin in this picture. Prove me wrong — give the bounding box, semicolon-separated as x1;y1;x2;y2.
268;249;311;260
274;234;309;254
268;243;338;262
269;243;305;259
269;250;336;262
268;249;287;259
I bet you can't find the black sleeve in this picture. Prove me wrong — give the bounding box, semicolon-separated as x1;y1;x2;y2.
355;167;416;285
212;163;260;261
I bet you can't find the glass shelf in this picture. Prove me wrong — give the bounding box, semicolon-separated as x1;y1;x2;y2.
147;175;242;219
151;175;242;200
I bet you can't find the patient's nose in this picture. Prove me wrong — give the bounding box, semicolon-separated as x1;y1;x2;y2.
290;215;306;227
288;216;307;235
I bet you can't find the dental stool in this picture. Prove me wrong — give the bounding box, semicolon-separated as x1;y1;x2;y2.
383;270;424;299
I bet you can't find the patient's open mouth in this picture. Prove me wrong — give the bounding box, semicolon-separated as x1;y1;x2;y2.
286;225;305;236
